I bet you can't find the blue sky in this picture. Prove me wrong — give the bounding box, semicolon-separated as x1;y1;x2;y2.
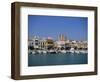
28;15;88;41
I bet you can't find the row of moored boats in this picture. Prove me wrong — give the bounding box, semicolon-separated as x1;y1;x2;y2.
28;48;87;55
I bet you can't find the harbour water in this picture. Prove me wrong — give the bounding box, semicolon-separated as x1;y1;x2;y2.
28;53;88;66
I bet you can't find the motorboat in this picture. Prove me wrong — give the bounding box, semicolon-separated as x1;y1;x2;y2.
38;50;42;54
49;50;56;54
32;51;36;54
80;50;88;54
61;50;66;54
75;50;80;54
70;48;75;53
42;50;47;54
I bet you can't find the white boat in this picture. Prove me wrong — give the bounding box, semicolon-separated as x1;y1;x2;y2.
38;50;42;54
61;50;66;54
32;51;36;54
48;50;56;54
80;50;88;54
42;50;47;54
55;50;58;54
75;50;80;54
70;48;75;53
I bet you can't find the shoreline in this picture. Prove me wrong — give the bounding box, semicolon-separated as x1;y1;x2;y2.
28;50;88;55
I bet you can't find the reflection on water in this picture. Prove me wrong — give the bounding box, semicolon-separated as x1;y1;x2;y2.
28;53;88;66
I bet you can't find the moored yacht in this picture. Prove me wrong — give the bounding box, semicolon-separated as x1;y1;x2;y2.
32;51;36;54
37;50;42;54
80;50;88;54
61;50;66;54
75;50;80;54
42;50;47;54
48;50;56;54
70;48;75;53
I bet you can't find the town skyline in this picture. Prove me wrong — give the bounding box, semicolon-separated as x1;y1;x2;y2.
28;34;87;42
28;15;88;41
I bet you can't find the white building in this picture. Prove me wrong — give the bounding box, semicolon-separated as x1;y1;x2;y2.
28;36;40;49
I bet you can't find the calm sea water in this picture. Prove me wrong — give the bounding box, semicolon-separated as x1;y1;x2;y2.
28;53;88;66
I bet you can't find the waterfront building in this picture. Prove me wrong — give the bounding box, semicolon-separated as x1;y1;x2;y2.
28;34;87;52
32;36;40;49
45;37;54;50
56;34;67;50
69;41;88;50
39;39;47;50
56;41;66;50
77;41;87;50
28;36;41;50
28;39;34;47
